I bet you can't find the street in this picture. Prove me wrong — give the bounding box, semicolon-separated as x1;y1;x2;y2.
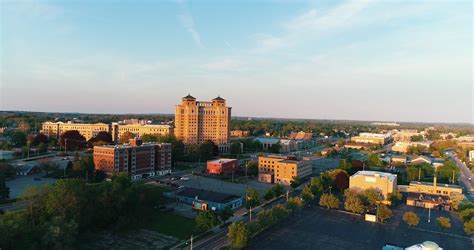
450;154;474;201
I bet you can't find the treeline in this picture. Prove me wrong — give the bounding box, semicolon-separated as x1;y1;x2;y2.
0;174;166;249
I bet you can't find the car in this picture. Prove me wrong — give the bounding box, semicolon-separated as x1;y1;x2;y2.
468;177;472;181
181;177;190;181
33;178;41;181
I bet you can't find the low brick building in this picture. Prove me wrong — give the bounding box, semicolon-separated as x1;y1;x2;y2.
207;158;238;174
93;138;171;180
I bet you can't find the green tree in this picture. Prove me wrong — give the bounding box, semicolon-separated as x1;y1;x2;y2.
246;160;258;176
290;176;302;188
230;141;242;154
464;218;474;235
410;135;423;142
286;197;303;211
11;131;27;147
38;142;48;154
227;222;250;249
217;207;234;222
436;217;451;231
367;154;383;168
0;173;10;200
403;211;420;227
45;179;86;222
310;177;324;196
389;191;402;205
460;208;474;222
195;211;220;232
41;216;78;250
141;134;159;142
199;141;215;161
31;133;48;146
246;188;261;209
363;188;383;206
344;188;365;214
438;160;459;183
300;185;314;202
94;131;113;144
377;204;392;223
264;184;284;201
269;143;281;153
319;193;339;209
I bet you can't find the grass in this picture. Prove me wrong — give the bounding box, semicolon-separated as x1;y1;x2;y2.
143;211;196;240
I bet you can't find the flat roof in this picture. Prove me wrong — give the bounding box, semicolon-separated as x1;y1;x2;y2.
94;142;170;149
175;187;241;204
208;158;237;164
352;170;397;181
409;181;462;189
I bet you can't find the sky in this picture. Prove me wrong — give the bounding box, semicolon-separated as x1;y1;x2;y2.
1;0;473;123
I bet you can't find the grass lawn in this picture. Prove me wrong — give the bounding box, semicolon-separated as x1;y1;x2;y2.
144;211;196;240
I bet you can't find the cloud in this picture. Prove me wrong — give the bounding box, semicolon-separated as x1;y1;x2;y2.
176;1;203;48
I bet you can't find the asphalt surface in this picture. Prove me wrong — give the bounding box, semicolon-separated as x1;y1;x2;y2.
248;204;472;250
450;154;474;201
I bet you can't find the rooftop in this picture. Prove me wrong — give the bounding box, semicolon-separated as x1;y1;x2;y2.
352;170;397;182
94;142;170;149
175;187;240;203
409;181;462;189
208;158;236;164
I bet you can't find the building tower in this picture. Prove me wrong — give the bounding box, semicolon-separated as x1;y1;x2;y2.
174;94;231;152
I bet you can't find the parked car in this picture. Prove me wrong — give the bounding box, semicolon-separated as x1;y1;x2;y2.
180;177;190;181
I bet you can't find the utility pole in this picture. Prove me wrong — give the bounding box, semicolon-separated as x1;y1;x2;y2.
452;170;455;184
428;207;431;223
190;235;193;250
286;190;289;201
418;167;421;181
329;186;332;195
249;206;252;221
64;139;67;154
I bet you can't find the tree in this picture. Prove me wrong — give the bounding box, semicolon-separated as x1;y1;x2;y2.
60;131;86;150
94;131;112;144
300;185;314;202
410;135;423;142
403;211;419;227
333;171;349;191
363;188;383;206
264;184;284;201
367;154;383;168
464;218;474;235
377;204;392;223
195;211;220;232
319;194;339;209
438;160;459;183
344;188;365;214
0;173;10;200
171;139;185;162
141;134;159;142
227;222;250;249
230;141;242;154
246;160;258;177
199;141;215;161
31;133;48;146
269;143;281;153
460;208;474;222
11;131;27;147
119;131;135;144
41;216;78;249
389;191;402;205
432;150;441;158
39;158;58;174
310;178;324;196
245;188;260;209
290;176;301;188
436;217;451;231
450;192;464;211
92;170;106;183
45;179;87;221
38;142;48;154
217;207;234;222
286;197;303;211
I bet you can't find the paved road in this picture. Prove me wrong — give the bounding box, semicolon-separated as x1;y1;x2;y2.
450;154;474;201
0;200;31;212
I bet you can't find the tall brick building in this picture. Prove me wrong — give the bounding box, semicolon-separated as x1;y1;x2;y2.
174;94;231;153
93;138;171;180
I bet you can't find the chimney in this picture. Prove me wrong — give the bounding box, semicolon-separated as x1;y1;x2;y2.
433;175;437;194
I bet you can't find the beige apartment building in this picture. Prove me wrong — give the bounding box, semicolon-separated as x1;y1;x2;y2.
391;141;432;153
41;121;110;141
349;171;397;204
174;94;231;152
111;123;173;143
351;133;391;145
258;155;312;186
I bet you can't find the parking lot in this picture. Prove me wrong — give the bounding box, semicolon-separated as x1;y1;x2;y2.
159;173;274;197
6;173;56;198
249;203;471;250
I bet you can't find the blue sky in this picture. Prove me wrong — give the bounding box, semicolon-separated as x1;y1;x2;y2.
1;0;472;123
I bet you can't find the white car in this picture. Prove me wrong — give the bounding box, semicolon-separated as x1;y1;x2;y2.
181;177;190;181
